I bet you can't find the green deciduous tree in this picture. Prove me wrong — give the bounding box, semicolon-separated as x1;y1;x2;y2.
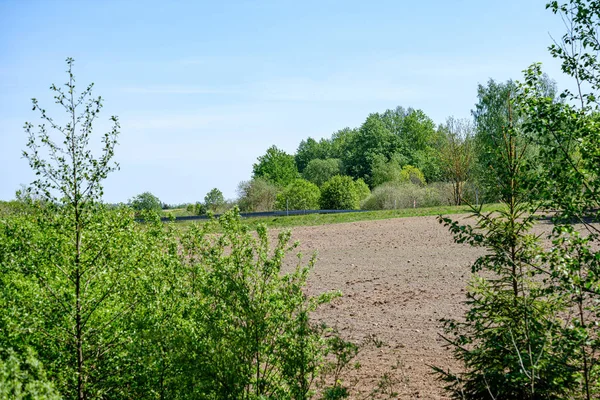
303;158;343;187
471;79;520;203
129;191;163;214
438;117;475;205
329;127;358;160
253;146;300;187
343;114;400;186
471;76;556;203
237;178;279;212
8;58;166;399
338;107;439;186
295;138;333;173
203;187;225;213
370;153;405;187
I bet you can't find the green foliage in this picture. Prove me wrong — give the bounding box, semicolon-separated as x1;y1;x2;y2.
353;178;371;202
381;106;437;154
129;191;163;214
295;138;333;173
253;145;300;187
320;175;360;210
343;114;400;185
434;112;574;399
370;156;426;189
303;158;343;187
378;106;441;182
0;200;32;217
438;117;475;205
513;4;600;395
237;177;280;212
0;348;61;400
9;58;171;399
136;209;341;399
319;334;359;400
411;147;443;183
4;58;374;400
275;179;321;210
370;154;405;187
470;76;555;203
194;201;207;215
399;165;426;186
203;187;225;212
329;128;358;159
290;107;440;188
519;65;600;220
548;0;600;104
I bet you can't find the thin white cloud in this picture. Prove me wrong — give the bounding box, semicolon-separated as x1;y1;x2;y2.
122;114;224;130
121;53;526;105
120;86;238;95
120;76;423;104
248;77;423;103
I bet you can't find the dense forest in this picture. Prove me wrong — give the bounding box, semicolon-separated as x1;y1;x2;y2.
2;0;600;399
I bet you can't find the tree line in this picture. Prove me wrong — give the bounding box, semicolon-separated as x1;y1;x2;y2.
163;74;556;217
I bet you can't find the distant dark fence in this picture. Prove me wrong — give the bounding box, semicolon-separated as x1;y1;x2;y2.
161;209;369;222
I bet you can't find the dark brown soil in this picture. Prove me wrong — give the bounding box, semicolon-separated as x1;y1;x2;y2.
281;215;488;399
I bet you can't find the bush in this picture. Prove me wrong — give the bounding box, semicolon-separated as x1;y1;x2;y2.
153;209;340;398
361;182;452;210
354;178;371;202
275;179;321;211
194;201;207;216
320;175;360;210
237;178;279;212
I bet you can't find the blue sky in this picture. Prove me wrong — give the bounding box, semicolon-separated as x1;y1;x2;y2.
0;0;571;204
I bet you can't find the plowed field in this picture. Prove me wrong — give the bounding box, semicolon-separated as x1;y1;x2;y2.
282;215;490;399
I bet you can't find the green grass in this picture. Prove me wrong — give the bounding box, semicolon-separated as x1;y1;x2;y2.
172;203;502;230
163;208;195;217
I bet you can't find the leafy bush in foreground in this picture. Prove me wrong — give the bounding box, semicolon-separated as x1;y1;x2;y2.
145;209;341;399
